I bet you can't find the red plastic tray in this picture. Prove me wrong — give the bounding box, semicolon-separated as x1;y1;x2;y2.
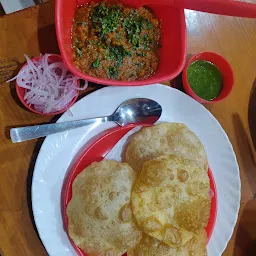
62;125;217;255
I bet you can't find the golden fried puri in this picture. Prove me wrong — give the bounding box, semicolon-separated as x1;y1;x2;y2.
127;229;208;256
66;160;142;256
131;155;210;248
125;123;207;173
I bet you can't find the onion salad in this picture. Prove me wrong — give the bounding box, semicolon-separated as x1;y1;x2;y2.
7;54;87;114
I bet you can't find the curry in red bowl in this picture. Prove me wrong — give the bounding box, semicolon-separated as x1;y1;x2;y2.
55;0;186;86
72;1;161;81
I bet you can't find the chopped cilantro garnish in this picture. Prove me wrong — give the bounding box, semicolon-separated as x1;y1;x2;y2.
116;34;122;39
91;3;122;38
123;11;153;50
76;21;87;26
143;34;150;50
76;48;83;58
145;21;153;29
108;66;118;78
75;39;80;47
92;59;100;68
136;52;146;57
106;46;131;65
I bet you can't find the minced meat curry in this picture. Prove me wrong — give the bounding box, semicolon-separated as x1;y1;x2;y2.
72;1;161;81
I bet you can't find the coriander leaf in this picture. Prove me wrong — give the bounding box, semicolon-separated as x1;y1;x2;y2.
76;21;87;26
92;59;100;68
88;40;93;45
136;52;146;57
91;3;122;38
76;48;83;58
75;39;80;47
123;12;153;49
108;66;118;78
145;21;153;29
107;46;130;65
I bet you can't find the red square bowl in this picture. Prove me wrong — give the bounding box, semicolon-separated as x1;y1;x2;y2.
55;0;187;86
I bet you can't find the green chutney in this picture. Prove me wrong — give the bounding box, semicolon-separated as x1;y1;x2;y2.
187;60;223;101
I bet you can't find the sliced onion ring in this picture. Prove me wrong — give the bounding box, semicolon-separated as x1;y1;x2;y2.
7;54;87;114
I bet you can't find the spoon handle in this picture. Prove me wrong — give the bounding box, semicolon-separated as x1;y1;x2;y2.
10;116;112;143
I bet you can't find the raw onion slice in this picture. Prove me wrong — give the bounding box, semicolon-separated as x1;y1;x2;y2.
7;54;87;113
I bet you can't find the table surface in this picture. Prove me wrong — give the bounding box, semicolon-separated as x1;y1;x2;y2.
0;1;256;255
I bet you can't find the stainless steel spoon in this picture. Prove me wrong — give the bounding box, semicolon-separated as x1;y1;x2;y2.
10;98;162;143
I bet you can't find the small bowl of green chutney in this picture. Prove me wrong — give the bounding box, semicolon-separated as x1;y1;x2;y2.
182;52;234;103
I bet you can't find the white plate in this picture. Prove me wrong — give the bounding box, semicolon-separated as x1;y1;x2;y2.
32;84;240;256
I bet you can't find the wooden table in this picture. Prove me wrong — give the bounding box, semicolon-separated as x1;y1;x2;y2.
0;1;256;255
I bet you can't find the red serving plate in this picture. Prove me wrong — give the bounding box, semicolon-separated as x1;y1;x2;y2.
62;125;217;255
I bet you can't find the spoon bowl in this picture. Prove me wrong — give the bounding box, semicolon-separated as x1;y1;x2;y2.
113;98;162;126
10;98;162;143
